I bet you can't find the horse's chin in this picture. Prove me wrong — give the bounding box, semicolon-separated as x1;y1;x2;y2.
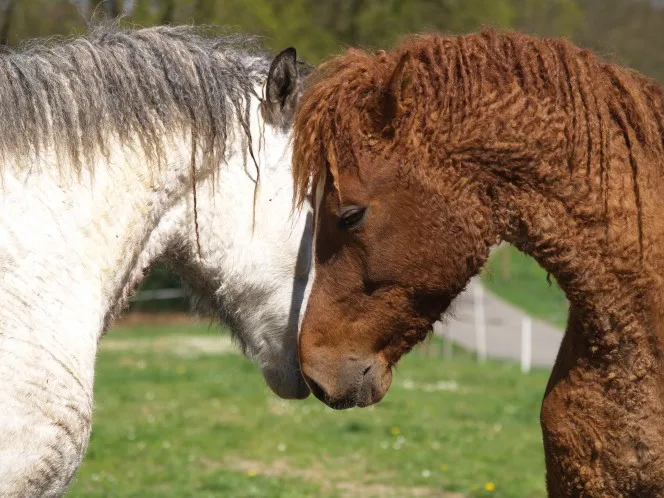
261;365;311;400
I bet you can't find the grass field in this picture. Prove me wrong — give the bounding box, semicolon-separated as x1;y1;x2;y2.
67;322;551;498
482;245;568;328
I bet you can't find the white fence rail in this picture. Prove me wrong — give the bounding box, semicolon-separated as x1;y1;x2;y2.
129;288;187;302
432;279;561;373
134;283;552;374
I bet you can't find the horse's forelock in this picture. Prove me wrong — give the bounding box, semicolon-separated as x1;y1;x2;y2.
292;48;390;209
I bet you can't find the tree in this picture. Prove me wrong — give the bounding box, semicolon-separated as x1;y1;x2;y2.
575;0;664;82
102;0;122;18
0;0;15;45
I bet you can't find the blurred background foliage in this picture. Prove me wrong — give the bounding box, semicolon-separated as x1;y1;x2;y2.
2;0;663;80
3;0;663;313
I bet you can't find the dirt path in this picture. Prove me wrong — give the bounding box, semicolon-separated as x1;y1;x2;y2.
435;278;563;369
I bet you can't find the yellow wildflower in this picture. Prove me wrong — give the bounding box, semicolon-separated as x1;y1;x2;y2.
484;482;496;492
246;469;257;477
390;426;401;436
439;464;448;471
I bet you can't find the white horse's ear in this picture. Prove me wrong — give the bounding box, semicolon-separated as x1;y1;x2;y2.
264;47;299;128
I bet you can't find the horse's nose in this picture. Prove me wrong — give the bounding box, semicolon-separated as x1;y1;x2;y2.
301;356;391;410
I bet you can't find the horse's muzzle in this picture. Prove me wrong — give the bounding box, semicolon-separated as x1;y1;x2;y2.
301;355;392;409
262;365;311;400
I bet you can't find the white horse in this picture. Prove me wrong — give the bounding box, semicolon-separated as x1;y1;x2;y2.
0;25;312;497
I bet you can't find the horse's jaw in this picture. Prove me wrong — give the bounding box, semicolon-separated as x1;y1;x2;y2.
172;147;313;400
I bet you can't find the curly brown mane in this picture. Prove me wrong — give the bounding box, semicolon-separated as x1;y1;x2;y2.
294;29;664;248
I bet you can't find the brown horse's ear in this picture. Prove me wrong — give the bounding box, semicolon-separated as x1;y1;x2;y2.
380;52;414;127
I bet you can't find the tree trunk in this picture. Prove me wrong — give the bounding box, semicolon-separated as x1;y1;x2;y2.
0;0;15;46
160;0;175;24
102;0;122;18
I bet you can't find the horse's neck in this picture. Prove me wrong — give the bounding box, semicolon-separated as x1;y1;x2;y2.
491;114;664;455
473;62;664;325
0;141;193;369
494;126;664;347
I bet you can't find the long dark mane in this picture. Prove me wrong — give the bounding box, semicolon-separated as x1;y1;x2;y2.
0;24;273;172
293;29;664;254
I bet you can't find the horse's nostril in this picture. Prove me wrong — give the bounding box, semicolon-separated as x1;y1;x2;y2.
362;365;372;376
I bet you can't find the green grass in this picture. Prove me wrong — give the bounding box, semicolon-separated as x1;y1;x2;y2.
67;323;551;498
482;245;568;328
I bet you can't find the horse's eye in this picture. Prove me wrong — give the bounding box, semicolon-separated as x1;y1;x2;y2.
338;206;367;231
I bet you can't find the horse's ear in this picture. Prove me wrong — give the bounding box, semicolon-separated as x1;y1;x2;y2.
264;47;299;128
380;52;414;127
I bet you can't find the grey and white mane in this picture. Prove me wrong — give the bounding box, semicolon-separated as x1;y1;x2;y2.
0;25;270;172
0;25;312;497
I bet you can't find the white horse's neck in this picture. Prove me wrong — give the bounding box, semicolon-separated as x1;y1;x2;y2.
1;123;259;494
0;135;198;376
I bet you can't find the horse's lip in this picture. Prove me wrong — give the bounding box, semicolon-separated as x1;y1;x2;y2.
306;374;328;403
307;379;357;410
325;397;358;410
283;382;311;400
278;390;311;400
270;383;311;400
261;366;311;400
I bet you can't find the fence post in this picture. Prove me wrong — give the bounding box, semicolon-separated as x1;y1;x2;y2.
473;283;487;363
444;322;453;361
439;320;453;360
521;316;532;373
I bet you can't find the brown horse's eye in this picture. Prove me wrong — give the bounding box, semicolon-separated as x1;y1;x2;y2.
338;206;367;231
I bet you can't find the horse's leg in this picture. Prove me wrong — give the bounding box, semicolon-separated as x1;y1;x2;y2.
0;331;94;497
541;307;664;496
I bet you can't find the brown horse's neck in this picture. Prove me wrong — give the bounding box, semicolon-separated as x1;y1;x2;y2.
400;30;664;492
497;183;662;346
437;41;664;354
479;80;664;494
481;86;664;361
403;32;664;340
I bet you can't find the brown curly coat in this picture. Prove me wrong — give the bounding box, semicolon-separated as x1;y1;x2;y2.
293;29;664;496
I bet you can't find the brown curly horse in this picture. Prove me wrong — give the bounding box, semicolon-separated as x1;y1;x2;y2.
292;29;664;496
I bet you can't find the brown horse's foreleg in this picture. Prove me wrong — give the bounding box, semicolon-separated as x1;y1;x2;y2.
541;307;664;497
